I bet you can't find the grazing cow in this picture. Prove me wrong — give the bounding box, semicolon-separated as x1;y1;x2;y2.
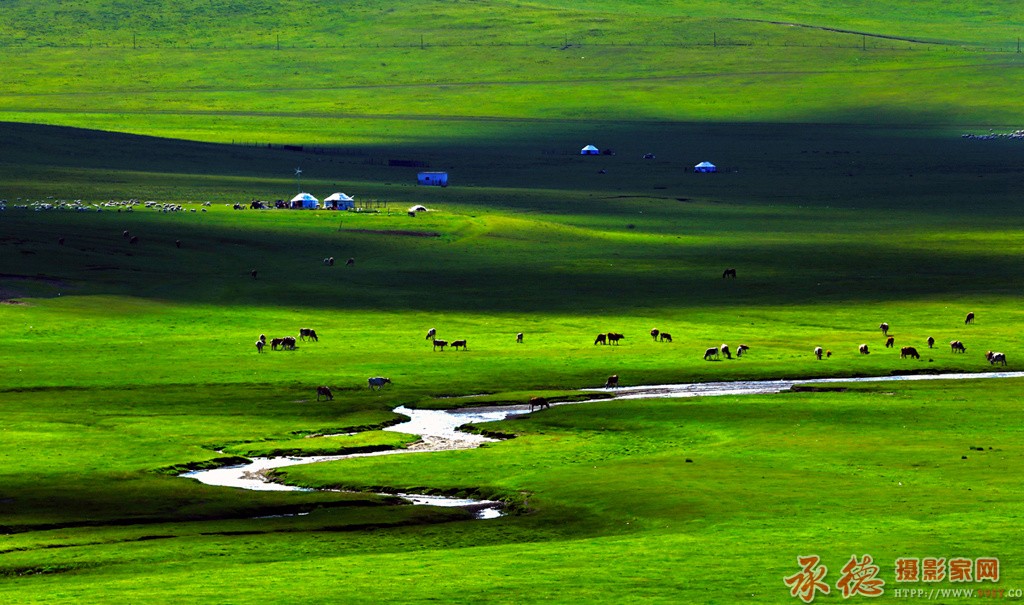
720;344;732;359
879;323;889;336
859;344;870;355
432;339;448;351
736;344;749;357
988;351;1007;366
323;257;330;265
951;340;966;353
346;258;355;266
450;339;467;350
299;328;318;342
660;332;673;343
316;386;334;401
251;269;258;280
703;347;719;360
814;346;823;360
259;334;266;343
900;346;920;359
529;396;550;412
368;377;392;390
516;332;523;343
650;329;660;341
129;236;139;245
605;374;619;388
256;340;265;354
826;350;832;358
175;239;182;248
426;328;436;340
927;336;935;349
594;333;607;345
722;268;737;279
965;312;975;325
282;336;297;350
607;332;624;345
885;336;895;348
328;257;335;266
122;230;130;239
271;337;285;351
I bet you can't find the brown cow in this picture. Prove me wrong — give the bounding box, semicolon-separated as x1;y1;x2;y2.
594;333;607;345
529;396;550;412
316;386;334;401
900;346;920;359
432;339;448;351
859;344;870;355
516;332;524;343
450;339;468;351
965;312;975;325
607;332;624;345
879;322;889;336
605;374;619;388
660;332;673;343
299;328;318;342
814;346;823;360
720;344;732;359
256;340;265;354
885;336;895;348
650;329;660;341
426;328;436;340
951;340;966;353
722;268;737;278
736;344;749;357
281;336;297;350
271;337;285;351
927;336;935;349
703;347;719;360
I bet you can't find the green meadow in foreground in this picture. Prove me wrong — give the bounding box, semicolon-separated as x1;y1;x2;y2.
2;0;1024;602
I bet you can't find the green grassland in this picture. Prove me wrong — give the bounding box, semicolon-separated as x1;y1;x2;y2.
2;0;1024;602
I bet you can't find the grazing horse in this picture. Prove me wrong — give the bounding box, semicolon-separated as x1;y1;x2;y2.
426;328;436;340
720;344;732;359
951;340;966;353
879;322;889;336
271;337;286;351
607;333;624;345
594;333;607;345
859;344;870;355
814;346;823;360
900;346;920;359
722;268;737;279
965;312;975;325
605;374;619;388
282;336;297;350
432;339;448;351
450;339;467;351
987;351;1007;365
316;386;334;401
703;347;719;360
660;332;673;343
736;344;749;357
256;340;265;354
885;336;895;348
516;332;523;343
650;329;660;341
529;396;550;411
927;336;935;349
368;377;392;390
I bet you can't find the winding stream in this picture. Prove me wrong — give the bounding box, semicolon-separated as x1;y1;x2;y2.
183;370;1024;518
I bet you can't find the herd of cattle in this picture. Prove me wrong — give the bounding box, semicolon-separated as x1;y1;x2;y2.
254;310;1007;403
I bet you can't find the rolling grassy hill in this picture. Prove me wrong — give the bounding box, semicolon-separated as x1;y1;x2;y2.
2;1;1024;603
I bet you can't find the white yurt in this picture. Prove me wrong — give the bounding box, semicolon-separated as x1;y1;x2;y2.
580;144;600;155
324;192;355;210
290;192;319;209
694;161;717;173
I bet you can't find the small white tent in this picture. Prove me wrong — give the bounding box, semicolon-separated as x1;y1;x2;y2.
694;161;717;173
580;145;600;155
324;192;355;210
290;193;319;209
